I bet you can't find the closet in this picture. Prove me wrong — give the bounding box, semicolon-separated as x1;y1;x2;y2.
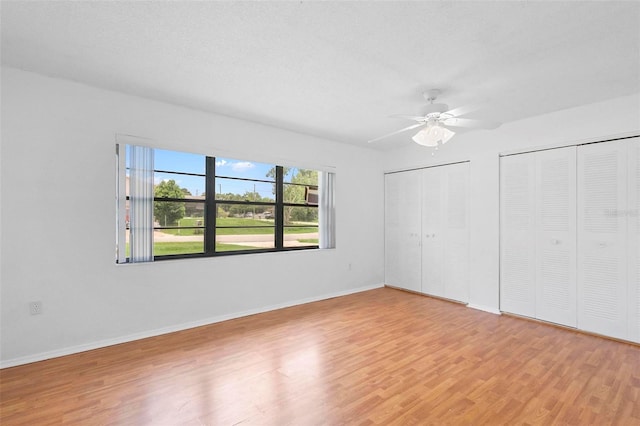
500;146;577;327
385;162;470;303
577;138;639;341
500;137;639;343
384;169;422;293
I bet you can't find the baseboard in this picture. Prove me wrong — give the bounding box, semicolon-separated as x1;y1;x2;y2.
467;303;502;315
0;282;384;369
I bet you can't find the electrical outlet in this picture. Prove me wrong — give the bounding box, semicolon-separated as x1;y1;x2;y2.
29;301;43;315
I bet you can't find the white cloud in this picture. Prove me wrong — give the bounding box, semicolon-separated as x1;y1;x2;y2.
231;161;255;172
215;159;227;167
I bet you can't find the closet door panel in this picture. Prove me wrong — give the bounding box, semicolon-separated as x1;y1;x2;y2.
628;138;640;343
500;154;536;317
385;172;403;289
535;147;577;327
577;141;628;340
421;167;445;298
385;170;422;292
444;162;470;303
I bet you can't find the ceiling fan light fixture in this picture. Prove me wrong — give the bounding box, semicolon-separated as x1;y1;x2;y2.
368;88;499;146
412;124;455;147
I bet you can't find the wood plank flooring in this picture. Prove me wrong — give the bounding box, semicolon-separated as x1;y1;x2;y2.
1;287;639;425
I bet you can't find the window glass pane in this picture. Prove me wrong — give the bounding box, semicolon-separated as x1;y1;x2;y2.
155;172;205;198
215;178;275;202
154;235;204;256
125;171;131;197
284;226;318;247
216;228;275;251
184;201;206;220
154;199;187;227
124;227;130;258
125;144;131;169
217;204;275;223
283;183;305;204
153;201;205;256
283;168;318;185
156;212;205;232
215;157;275;181
284;206;318;225
155;149;205;175
125;199;131;228
283;183;319;205
216;225;275;237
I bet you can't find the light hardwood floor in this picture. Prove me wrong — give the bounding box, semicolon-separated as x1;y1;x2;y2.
1;287;639;425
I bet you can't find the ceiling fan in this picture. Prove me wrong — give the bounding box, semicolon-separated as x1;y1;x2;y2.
368;89;501;147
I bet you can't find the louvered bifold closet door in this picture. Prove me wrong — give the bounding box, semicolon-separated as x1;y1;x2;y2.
421;166;445;298
443;162;470;303
577;140;628;340
385;170;422;292
535;147;577;327
627;138;640;343
500;154;536;318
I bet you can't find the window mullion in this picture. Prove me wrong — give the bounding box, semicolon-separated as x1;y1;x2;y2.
275;166;284;249
205;157;217;255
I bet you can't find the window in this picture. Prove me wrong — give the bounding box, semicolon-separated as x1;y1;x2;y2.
215;157;277;252
116;144;334;263
153;148;206;256
282;167;319;248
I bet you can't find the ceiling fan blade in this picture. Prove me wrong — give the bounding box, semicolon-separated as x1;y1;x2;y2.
389;114;426;122
443;117;501;130
443;104;480;118
367;123;425;143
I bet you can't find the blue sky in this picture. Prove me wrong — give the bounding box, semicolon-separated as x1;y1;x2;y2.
154;149;279;198
127;147;306;198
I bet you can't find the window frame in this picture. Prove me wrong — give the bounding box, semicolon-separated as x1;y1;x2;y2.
119;147;321;262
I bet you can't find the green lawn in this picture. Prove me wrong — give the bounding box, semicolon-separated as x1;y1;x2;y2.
284;227;318;235
217;217;274;227
160;217;206;236
154;241;264;254
153;239;319;255
126;241;262;256
123;217;318;257
297;238;319;244
217;226;274;235
158;217;317;236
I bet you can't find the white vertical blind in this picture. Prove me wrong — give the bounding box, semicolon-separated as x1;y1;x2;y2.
319;171;336;249
577;140;628;339
129;145;155;263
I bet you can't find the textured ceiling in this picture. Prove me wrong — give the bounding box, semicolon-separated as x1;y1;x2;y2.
2;1;639;149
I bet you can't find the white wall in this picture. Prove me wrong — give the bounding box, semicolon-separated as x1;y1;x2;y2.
383;93;640;314
0;68;385;366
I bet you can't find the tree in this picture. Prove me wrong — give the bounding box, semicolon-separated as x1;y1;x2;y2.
154;179;185;226
266;167;318;224
289;169;318;223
